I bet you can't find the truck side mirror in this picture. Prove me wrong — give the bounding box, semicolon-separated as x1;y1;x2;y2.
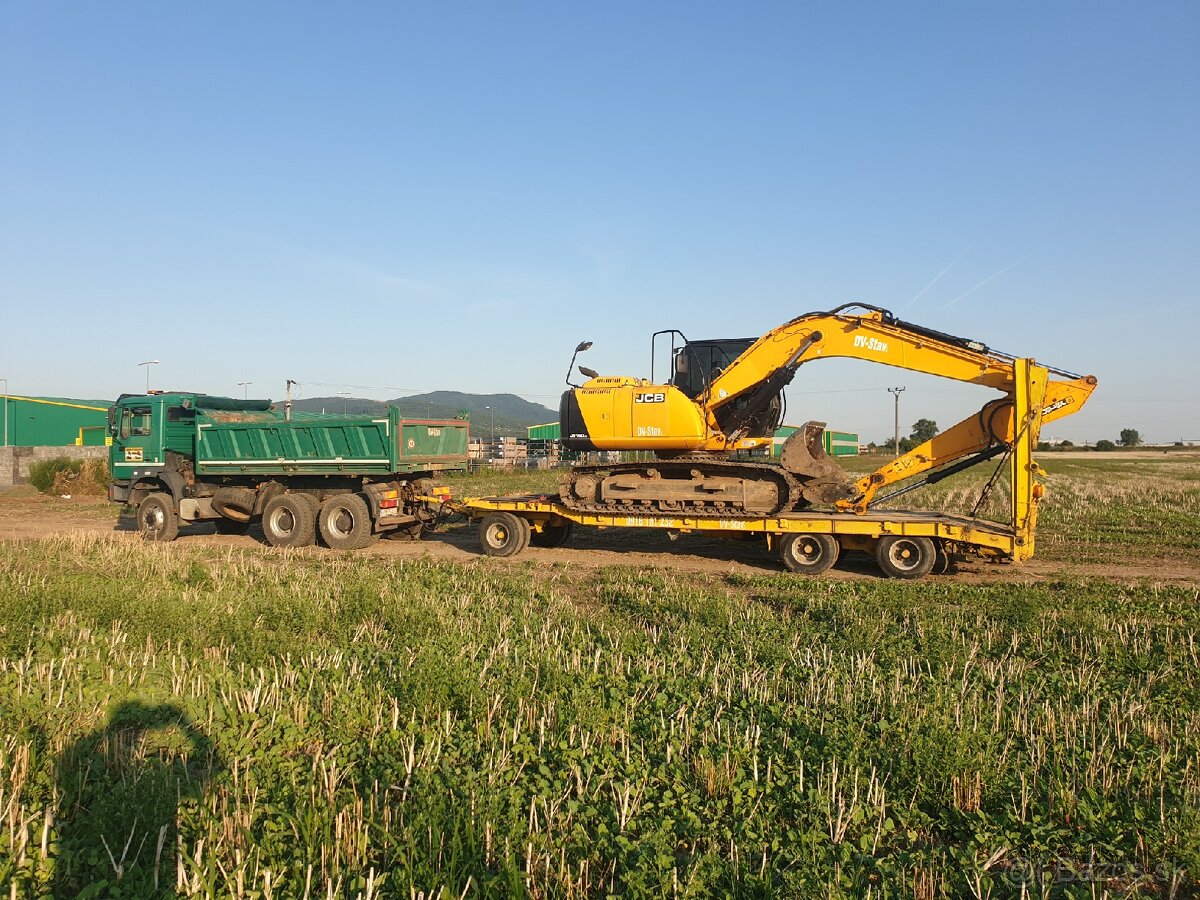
107;407;118;436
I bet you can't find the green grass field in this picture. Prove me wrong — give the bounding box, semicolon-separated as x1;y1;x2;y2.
2;454;1199;897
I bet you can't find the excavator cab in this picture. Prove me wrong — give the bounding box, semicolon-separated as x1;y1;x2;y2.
669;337;757;400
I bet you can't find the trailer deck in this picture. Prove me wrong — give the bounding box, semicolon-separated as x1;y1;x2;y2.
455;493;1018;579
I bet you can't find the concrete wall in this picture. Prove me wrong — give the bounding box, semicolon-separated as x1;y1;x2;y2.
0;446;108;487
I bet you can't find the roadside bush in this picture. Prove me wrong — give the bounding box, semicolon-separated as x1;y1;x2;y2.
28;457;110;495
1094;439;1116;452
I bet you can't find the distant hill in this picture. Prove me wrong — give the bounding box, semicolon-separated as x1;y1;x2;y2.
292;392;557;438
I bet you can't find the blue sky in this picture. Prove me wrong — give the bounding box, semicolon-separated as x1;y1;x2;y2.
2;2;1196;443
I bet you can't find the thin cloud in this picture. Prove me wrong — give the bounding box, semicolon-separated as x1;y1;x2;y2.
942;255;1030;308
899;248;968;313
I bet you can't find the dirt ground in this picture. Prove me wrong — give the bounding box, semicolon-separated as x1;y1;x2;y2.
2;487;1197;588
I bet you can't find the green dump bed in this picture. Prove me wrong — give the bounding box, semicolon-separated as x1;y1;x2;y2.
193;407;468;476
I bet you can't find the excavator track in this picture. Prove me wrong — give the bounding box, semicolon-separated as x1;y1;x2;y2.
558;458;810;519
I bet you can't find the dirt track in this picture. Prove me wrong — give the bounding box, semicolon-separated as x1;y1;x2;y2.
2;489;1197;587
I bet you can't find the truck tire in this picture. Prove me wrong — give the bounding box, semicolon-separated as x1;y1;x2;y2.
478;512;530;557
262;493;317;548
875;535;937;580
295;494;323;544
211;487;257;523
530;520;572;548
779;533;840;575
138;492;179;543
318;493;373;551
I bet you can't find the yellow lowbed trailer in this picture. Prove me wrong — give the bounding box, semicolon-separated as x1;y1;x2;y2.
457;359;1063;580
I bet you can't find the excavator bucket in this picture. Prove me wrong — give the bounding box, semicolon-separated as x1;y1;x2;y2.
779;421;857;505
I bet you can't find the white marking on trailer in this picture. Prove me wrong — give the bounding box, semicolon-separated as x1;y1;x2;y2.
199;458;387;466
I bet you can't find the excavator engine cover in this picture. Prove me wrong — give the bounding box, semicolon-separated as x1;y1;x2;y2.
779;421;857;504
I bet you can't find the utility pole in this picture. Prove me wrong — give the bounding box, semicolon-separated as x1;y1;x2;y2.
139;359;159;392
887;386;906;458
1;378;7;448
237;381;252;399
485;405;494;441
337;392;350;416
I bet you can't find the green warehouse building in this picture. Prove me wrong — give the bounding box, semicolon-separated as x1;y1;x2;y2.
1;395;113;447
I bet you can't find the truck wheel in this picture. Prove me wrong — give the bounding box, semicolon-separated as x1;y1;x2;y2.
478;512;530;557
294;493;322;544
530;520;573;548
262;493;317;548
138;493;179;543
876;535;937;579
318;493;373;551
779;533;839;575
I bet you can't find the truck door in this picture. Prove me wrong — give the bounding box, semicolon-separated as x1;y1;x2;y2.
111;401;161;479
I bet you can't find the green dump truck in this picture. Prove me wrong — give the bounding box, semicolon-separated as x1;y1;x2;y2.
107;392;468;549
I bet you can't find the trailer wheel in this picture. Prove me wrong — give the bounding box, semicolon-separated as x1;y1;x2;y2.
262;493;317;548
318;493;373;551
933;544;954;576
478;512;530;557
530;520;573;548
138;492;179;543
876;535;937;579
779;533;839;575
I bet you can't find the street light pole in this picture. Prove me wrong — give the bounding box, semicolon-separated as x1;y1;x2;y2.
237;381;252;399
138;360;159;393
485;405;494;441
887;386;906;458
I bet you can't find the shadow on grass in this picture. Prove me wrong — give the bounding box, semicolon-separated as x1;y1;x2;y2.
54;701;220;898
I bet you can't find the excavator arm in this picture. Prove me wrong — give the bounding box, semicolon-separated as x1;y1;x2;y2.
700;304;1097;512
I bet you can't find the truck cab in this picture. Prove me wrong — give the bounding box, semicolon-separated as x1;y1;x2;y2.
108;393;274;500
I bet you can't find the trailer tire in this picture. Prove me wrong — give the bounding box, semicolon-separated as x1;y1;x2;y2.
779;533;840;575
530;520;573;548
262;493;317;548
138;493;179;543
318;493;373;551
876;535;937;579
478;512;529;557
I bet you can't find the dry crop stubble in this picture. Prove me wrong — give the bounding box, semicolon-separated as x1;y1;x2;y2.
0;527;1197;896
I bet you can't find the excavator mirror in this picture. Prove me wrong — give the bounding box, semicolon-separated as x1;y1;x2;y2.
578;366;599;379
565;340;595;388
674;353;689;375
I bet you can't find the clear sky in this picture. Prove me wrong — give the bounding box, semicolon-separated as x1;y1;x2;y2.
2;2;1197;443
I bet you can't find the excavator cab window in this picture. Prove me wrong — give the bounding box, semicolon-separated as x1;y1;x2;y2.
672;338;756;399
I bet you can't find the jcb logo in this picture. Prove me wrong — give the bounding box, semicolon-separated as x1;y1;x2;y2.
634;392;666;403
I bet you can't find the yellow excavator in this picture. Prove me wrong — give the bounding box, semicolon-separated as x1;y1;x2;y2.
558;303;1097;517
